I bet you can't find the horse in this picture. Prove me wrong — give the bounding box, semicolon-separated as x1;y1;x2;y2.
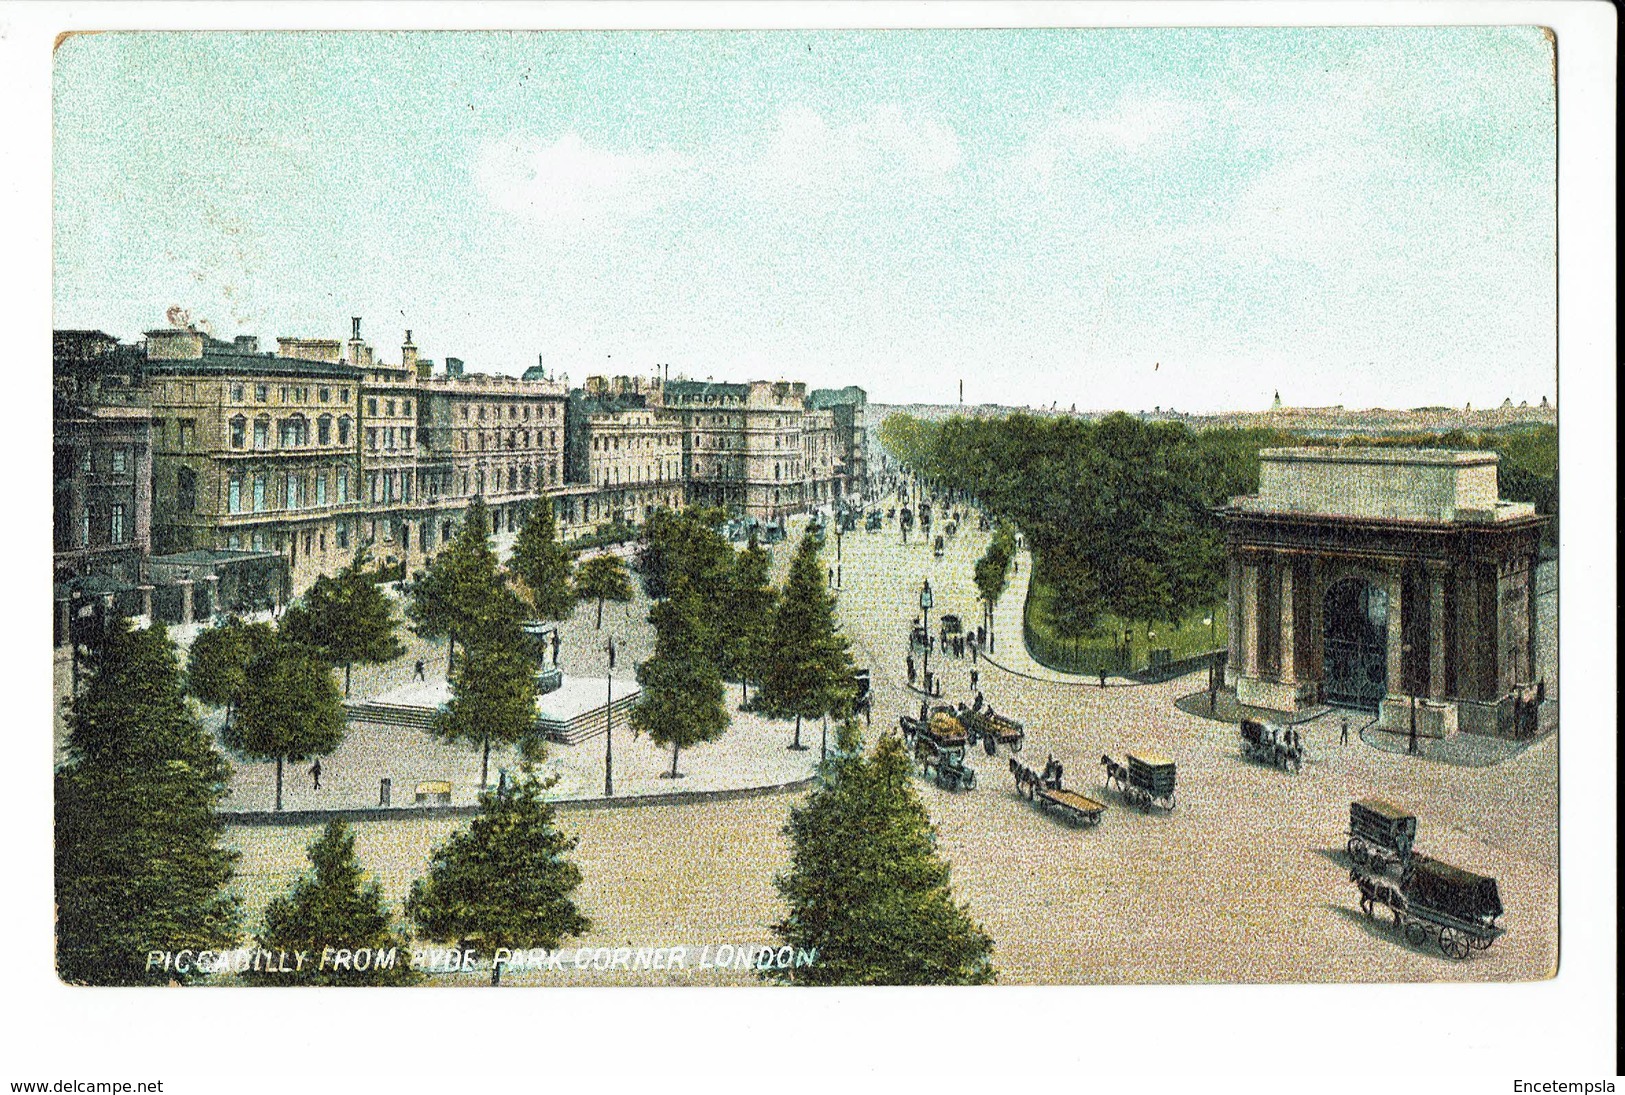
1009;757;1040;799
1100;754;1129;793
1351;867;1406;925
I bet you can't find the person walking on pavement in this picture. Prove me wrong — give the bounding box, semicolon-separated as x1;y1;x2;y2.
414;659;426;681
970;668;979;692
1340;716;1350;746
309;757;322;791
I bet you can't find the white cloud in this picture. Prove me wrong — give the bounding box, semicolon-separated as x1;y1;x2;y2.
1007;92;1207;190
474;132;691;228
752;105;963;197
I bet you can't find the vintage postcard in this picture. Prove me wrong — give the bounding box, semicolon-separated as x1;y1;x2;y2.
49;23;1568;1001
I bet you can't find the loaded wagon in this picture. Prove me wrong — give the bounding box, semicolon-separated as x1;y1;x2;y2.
1240;718;1303;772
1011;758;1105;827
1346;798;1417;873
1101;751;1177;811
1351;855;1504;960
960;705;1025;754
900;705;969;752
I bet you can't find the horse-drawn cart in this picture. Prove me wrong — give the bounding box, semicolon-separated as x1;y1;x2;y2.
1240;718;1303;772
1011;758;1106;827
1101;751;1177;811
1352;855;1504;960
960;705;1025;754
1346;798;1417;873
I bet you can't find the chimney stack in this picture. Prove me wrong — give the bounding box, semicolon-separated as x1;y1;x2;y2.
445;356;464;378
402;329;421;375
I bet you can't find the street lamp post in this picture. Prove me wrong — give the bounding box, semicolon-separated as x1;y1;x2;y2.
1402;641;1418;755
920;580;934;695
605;635;616;797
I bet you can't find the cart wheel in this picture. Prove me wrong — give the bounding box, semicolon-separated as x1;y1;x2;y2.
1403;919;1427;946
1438;927;1470;960
1166;793;1176;811
1360;895;1374;918
1467;933;1493;951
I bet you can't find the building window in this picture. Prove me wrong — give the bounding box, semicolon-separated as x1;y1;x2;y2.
336;520;349;549
338;416;352;445
228;475;242;513
404;400;412;415
316;473;327;506
370;473;380;503
402;427;412;448
286;475;301;510
110;504;126;544
178;420;196;452
337;468;349;503
367;428;378;451
317;416;332;445
254;417;270;449
319;387;331;402
386;427;396;450
522;465;531;490
253;476;266;513
110;448;127;474
461;406;469;420
231;384;244;402
254;384;268;402
386;400;396;416
340;388;350;402
227;531;241;550
230;416;246;449
251;529;267;551
177;467;197;513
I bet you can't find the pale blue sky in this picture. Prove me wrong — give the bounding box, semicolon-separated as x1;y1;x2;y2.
53;28;1555;411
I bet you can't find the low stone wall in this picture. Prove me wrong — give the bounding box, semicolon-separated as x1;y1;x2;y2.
221;775;816;826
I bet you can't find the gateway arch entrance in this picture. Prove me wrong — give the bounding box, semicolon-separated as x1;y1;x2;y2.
1322;577;1387;710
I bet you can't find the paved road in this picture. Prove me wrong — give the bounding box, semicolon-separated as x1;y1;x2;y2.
221;492;1556;984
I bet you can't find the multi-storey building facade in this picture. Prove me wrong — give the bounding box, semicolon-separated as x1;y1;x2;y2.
145;326;365;591
53;331;154;587
563;376;684;528
414;358;568;557
62;317;860;607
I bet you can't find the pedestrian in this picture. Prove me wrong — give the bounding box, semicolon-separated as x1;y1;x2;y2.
827;566;834;588
1535;678;1545;706
970;639;978;664
970;668;979;692
414;659;426;681
919;699;929;722
972;691;984;712
1099;672;1107;689
310;757;322;791
552;631;562;666
1340;716;1350;746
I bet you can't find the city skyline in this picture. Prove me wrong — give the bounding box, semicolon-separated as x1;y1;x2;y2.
53;29;1556;414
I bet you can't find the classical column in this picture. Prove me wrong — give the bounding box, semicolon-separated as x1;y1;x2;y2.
1385;567;1405;696
1427;564;1447;700
177;578;195;625
1225;555;1241;686
57;597;70;646
1241;560;1261;678
1277;557;1296;684
139;584;154;622
134;441;154;552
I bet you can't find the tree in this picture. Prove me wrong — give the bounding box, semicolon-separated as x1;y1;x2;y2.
574;553;633;630
766;730;994;986
629;577;729;778
721;525;777;705
184;616;275;732
510;498;576;624
231;635;346;811
758;530;855;750
56;617;240;984
433;619;538;789
633;505;729;602
281;548;406;696
407;770;590;985
972;527;1015;640
407;496;504;673
245;820;420;985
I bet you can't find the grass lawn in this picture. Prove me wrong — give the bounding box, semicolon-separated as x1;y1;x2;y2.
1023;563;1226;676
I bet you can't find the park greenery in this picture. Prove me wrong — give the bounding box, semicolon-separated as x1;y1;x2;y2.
573;552;634;630
510;498;577;624
629;575;730;778
246;820;421;986
406;496;518;674
56;618;241;984
184;615;275;733
757;529;858;751
880;412;1558;671
434;624;539;790
406;769;590;986
229;634;347;812
721;525;777;706
766;724;995;986
280;547;406;696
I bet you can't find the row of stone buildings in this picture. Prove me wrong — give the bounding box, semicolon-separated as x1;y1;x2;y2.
53;320;867;640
